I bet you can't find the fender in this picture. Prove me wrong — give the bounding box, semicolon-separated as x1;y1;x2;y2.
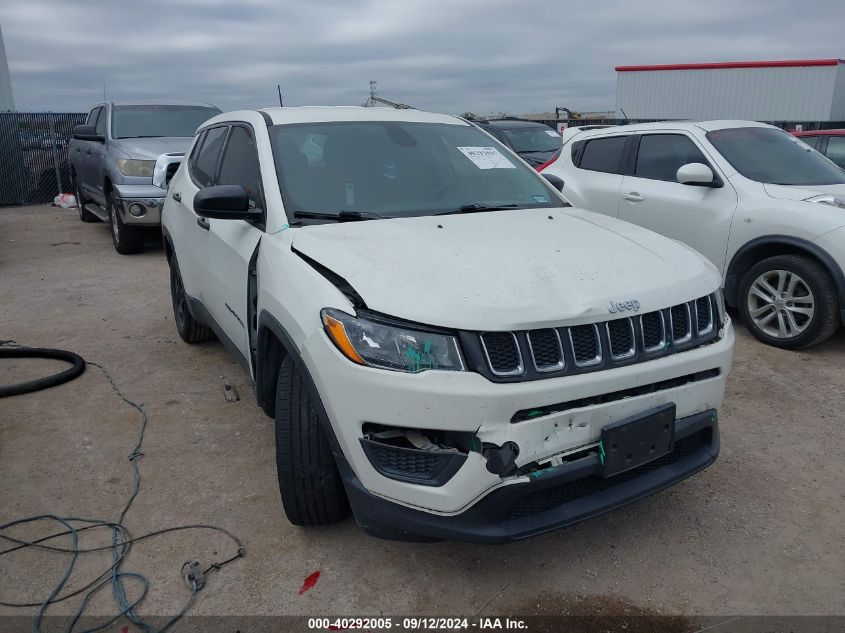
724;235;845;318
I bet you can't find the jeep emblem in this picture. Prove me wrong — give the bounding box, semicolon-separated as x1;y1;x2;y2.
608;299;641;314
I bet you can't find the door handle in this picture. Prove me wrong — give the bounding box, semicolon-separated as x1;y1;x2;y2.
622;192;644;202
172;191;181;203
196;216;210;230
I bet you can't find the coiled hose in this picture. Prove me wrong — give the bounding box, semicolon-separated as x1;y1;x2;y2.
0;345;86;398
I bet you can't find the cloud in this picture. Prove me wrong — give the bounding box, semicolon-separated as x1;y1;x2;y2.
0;0;842;114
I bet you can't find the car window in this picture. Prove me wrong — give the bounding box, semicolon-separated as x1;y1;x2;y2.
797;135;819;149
635;134;708;182
824;137;845;169
86;107;102;126
190;126;228;188
217;125;264;209
501;127;561;153
94;108;107;136
578;136;628;174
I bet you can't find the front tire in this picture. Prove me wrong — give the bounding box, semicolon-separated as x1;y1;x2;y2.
274;356;350;526
169;257;213;344
107;191;144;254
738;254;839;349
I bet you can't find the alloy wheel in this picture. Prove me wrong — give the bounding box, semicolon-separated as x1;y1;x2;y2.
746;269;815;339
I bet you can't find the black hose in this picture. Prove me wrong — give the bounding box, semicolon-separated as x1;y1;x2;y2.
0;346;86;398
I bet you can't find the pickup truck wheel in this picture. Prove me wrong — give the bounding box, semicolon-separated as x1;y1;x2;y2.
169;258;213;344
107;191;144;254
275;356;350;526
738;254;839;349
73;178;98;223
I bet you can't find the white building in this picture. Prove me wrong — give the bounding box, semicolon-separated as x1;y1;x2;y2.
615;59;845;122
0;25;14;111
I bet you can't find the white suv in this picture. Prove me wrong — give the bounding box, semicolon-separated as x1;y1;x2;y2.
541;120;845;349
161;107;734;542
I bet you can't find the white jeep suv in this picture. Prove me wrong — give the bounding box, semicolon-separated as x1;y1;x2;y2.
541;120;845;349
161;107;734;542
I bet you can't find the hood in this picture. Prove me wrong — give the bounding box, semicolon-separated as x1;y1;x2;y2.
111;137;192;160
291;208;720;331
764;183;845;201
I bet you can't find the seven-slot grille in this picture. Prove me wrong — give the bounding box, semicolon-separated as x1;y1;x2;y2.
476;294;719;381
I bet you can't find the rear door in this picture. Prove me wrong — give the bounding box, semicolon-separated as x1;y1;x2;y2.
560;134;629;216
618;132;738;273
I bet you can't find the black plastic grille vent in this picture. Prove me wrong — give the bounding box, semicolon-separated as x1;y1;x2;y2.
528;329;562;370
367;442;443;477
607;318;634;358
671;304;691;341
696;296;712;333
480;332;521;374
641;312;664;350
569;325;599;365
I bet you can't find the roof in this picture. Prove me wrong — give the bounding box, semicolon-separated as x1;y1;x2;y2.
109;99;219;108
476;118;553;129
615;59;843;72
573;120;774;139
259;106;464;126
793;129;845;136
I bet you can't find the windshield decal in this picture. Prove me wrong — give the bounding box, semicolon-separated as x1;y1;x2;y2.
457;146;516;170
531;194;549;203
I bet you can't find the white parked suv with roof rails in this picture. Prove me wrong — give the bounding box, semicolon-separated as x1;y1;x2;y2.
540;120;845;349
161;106;733;542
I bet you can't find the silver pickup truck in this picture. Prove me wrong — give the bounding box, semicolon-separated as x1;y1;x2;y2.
69;101;220;253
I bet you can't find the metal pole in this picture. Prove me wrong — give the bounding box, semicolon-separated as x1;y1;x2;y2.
47;113;63;197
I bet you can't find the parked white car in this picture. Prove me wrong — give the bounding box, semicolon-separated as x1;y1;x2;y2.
162;106;733;542
541;120;845;349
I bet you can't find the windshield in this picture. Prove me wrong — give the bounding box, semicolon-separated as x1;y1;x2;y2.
501;126;562;153
112;105;221;139
707;127;845;186
269;121;560;219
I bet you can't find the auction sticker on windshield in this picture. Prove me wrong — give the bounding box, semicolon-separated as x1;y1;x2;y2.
457;146;516;169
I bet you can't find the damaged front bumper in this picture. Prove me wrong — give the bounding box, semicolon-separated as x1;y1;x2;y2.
343;409;718;543
302;317;733;539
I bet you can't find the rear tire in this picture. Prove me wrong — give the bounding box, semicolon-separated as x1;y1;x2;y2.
107;190;144;254
169;257;213;344
738;254;839;349
73;177;98;223
274;356;350;526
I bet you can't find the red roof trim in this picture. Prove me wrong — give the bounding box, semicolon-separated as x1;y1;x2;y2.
615;59;842;72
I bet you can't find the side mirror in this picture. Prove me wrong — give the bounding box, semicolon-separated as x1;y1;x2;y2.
677;162;716;186
193;185;260;220
72;124;104;142
542;173;565;192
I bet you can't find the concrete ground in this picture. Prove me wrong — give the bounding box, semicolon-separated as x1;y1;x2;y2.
1;206;844;623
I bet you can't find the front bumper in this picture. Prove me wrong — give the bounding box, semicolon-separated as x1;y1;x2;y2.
112;183;166;226
342;409;719;543
303;316;734;517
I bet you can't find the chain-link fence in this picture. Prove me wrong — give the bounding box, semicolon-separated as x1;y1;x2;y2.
0;112;86;206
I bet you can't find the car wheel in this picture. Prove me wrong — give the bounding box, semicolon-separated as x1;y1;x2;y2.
74;177;98;223
169;257;213;344
107;191;144;254
274;356;350;526
738;254;839;349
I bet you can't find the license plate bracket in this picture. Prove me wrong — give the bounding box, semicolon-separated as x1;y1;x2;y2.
600;403;676;477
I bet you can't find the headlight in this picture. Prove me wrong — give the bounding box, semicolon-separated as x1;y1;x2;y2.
117;159;155;177
804;194;845;209
321;308;465;372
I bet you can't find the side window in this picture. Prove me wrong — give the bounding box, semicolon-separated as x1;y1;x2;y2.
190;126;228;188
86;107;101;126
94;108;107;136
217;125;264;209
635;134;708;182
824;137;845;169
798;135;819;149
578;136;628;173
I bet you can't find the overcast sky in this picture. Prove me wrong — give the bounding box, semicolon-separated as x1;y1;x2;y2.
1;0;843;115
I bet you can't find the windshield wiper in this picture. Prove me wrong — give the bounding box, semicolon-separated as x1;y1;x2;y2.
437;204;521;216
292;210;385;222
